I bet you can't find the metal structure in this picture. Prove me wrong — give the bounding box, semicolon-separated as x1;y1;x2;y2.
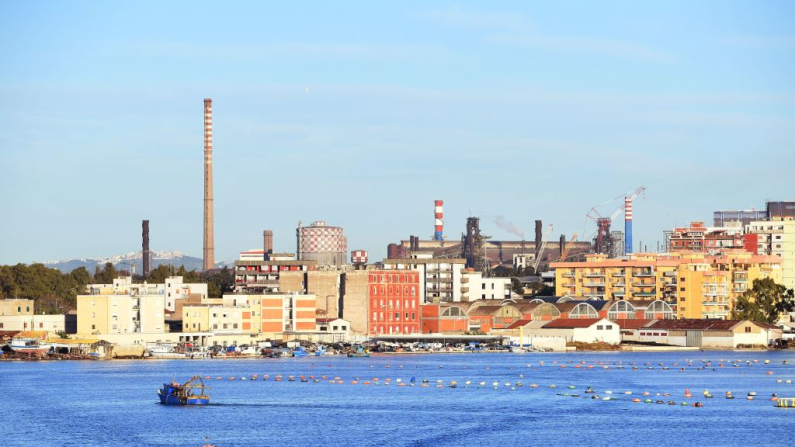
531;224;553;272
584;186;646;257
297;221;348;266
560;233;578;262
142;220;150;278
351;250;368;266
202;98;214;271
461;217;486;271
433;200;444;241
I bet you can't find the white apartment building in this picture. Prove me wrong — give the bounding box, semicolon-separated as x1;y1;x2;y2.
746;219;795;290
382;253;465;303
461;270;512;301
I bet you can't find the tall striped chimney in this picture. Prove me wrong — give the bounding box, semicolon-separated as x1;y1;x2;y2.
624;195;633;255
434;200;444;241
203;98;215;270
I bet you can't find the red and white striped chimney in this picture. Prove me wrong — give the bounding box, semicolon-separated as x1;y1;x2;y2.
434;200;444;241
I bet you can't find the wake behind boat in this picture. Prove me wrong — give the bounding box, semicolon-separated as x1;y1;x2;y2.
157;375;210;406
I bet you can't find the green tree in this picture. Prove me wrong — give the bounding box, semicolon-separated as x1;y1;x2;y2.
731;277;795;324
93;262;117;284
202;267;234;298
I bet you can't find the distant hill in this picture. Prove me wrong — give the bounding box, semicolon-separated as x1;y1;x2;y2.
42;250;211;274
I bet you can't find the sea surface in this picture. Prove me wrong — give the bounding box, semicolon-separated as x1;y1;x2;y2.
2;351;794;447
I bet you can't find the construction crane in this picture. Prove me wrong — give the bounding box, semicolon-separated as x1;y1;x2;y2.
584;186;646;256
560;233;578;262
532;224;553;272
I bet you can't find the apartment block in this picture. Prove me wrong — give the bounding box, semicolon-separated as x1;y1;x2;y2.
77;293;165;335
368;270;420;335
745;219;795;290
382;253;465;303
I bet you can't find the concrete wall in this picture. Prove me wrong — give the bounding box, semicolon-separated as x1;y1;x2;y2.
308;271;341;319
279;271;305;294
341;271;369;335
0;314;65;332
0;299;34;316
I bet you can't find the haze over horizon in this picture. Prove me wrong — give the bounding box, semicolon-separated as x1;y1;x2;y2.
1;1;793;266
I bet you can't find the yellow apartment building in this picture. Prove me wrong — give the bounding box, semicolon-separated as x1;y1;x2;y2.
0;298;34;316
182;304;249;334
552;251;782;319
77;294;165;335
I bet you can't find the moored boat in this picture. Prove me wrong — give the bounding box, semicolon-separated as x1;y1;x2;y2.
157;375;210;406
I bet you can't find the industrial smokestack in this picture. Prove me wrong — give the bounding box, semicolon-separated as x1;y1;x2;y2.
142;220;150;278
559;234;565;258
434;200;444;241
624;196;633;255
263;230;273;255
203;98;215;271
534;220;542;256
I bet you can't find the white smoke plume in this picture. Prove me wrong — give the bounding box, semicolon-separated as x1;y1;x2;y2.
494;216;524;238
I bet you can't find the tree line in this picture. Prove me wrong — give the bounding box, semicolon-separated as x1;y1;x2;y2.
0;262;235;314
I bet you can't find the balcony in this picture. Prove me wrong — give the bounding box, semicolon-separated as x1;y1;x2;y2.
584;282;606;287
583;273;606;278
633;271;655;277
633;282;656;288
612;272;626;277
634;292;656;298
663;271;677;277
562;273;576;278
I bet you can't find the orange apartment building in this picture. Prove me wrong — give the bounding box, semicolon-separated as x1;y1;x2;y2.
368;270;420;335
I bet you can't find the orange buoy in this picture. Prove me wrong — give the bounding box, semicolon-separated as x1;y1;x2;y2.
351;381;359;385
363;381;371;385
685;389;692;398
632;398;641;403
205;376;211;380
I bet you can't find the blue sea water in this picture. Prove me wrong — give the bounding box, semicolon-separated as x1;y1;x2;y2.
2;351;794;447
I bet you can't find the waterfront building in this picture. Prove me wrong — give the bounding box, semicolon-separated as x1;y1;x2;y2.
77;292;165;335
368;270;420;335
745;219;795;290
315;318;351;341
164;276;207;312
551;252;781;319
634;319;782;348
420;303;470;334
0;300;66;332
382;252;466;303
537;318;621;344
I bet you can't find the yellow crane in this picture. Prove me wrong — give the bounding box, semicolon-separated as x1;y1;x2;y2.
560;233;578;262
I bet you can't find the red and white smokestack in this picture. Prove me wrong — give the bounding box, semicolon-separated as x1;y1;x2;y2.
434;200;444;241
203;98;215;270
625;195;633;255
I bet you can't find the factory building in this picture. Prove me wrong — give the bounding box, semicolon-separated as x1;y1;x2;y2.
297;220;347;266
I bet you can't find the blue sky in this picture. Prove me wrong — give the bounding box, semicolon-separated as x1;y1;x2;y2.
1;1;793;265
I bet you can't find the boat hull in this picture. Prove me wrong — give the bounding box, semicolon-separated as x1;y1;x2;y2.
157;391;209;406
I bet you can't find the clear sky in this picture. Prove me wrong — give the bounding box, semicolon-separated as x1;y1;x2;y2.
1;1;793;265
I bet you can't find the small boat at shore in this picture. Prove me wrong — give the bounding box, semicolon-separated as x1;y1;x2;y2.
347;346;370;358
10;338;53;355
157;376;210;406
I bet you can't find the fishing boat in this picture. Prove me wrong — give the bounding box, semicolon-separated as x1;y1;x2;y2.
9;338;53;355
776;397;795;408
347;345;370;358
157;376;210;406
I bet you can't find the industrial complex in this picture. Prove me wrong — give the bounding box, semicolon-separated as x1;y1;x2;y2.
3;98;794;354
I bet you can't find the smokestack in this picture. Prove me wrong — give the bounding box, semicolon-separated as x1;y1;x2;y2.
534;220;542;256
625;196;633;255
434;200;444;241
559;234;565;258
203;98;215;271
142;220;150;278
263;230;273;255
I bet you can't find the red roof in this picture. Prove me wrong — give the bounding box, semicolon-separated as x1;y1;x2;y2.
506;319;532;330
613;319;652;330
645;319;744;331
542;318;604;329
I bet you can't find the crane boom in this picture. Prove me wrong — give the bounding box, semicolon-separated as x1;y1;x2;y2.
532;224;553;271
560;233;578;262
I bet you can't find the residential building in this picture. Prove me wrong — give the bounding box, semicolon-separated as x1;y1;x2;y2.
0;300;65;332
77;293;165;335
461;269;512;301
552;251;782;319
0;298;34;316
368;270;420;335
713;209;768;227
164;276;208;312
745;219;795;290
382;252;465;303
668;222;750;254
234;253;317;293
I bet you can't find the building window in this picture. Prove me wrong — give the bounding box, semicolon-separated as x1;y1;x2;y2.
680;287;685;292
745;327;751;333
606;325;613;330
91;324;96;330
233;323;238;329
597;325;603;330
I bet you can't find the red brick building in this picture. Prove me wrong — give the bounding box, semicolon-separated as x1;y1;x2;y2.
669;222;756;254
368;270;420;335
